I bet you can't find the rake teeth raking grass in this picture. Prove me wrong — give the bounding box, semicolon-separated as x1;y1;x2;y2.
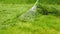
19;6;36;21
19;0;39;21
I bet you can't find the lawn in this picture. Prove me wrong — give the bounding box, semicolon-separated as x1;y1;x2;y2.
0;0;60;34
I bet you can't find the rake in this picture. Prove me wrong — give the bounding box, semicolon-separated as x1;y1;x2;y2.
19;0;39;21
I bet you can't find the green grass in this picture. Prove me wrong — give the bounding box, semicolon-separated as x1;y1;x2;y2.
0;0;36;4
0;0;60;34
0;4;60;34
0;4;33;23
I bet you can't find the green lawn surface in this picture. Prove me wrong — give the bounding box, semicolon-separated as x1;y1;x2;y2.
0;0;60;34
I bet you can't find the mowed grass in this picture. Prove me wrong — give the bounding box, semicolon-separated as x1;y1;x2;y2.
0;4;60;34
0;4;33;23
